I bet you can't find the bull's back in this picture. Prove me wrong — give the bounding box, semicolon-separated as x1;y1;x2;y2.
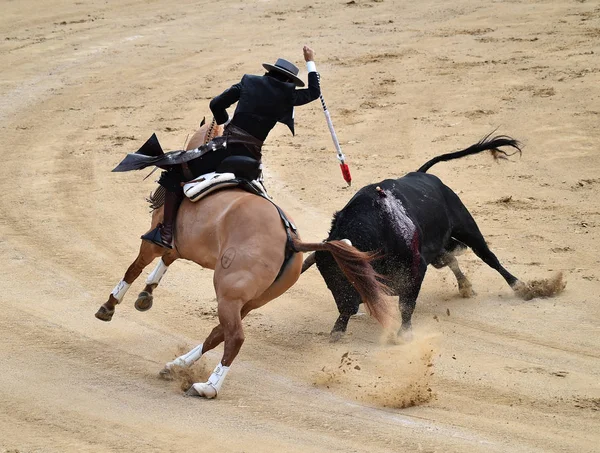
327;173;455;264
389;173;452;225
388;173;457;262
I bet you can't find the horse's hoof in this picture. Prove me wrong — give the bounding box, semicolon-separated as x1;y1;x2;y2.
135;291;154;312
400;329;414;343
459;284;476;298
159;366;174;380
95;306;114;322
185;385;200;397
185;382;217;399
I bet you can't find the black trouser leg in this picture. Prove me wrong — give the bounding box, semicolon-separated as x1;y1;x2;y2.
141;168;184;249
159;188;183;246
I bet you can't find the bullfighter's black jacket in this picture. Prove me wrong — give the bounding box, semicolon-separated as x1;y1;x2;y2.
210;71;320;141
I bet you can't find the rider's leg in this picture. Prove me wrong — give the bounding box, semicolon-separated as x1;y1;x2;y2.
142;145;255;250
159;188;183;245
141;169;184;249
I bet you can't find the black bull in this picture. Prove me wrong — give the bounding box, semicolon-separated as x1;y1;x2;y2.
302;134;526;340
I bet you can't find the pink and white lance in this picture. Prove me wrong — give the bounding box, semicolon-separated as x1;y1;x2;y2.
317;77;352;186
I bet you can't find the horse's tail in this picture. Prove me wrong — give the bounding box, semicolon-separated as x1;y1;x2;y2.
416;132;522;173
292;238;397;330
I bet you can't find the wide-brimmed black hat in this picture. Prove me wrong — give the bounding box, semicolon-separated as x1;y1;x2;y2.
262;58;305;87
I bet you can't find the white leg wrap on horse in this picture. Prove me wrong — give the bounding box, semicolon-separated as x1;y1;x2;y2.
168;343;203;368
111;280;130;303
189;362;230;399
146;258;169;286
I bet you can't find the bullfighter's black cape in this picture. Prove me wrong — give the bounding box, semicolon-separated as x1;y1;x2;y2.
112;133;226;172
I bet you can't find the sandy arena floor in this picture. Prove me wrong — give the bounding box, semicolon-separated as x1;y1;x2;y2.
1;1;599;452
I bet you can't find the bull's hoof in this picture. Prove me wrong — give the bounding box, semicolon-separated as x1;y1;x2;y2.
399;328;414;343
95;306;115;322
512;281;534;301
458;280;476;298
185;382;217;399
134;291;154;312
329;330;345;343
512;275;566;301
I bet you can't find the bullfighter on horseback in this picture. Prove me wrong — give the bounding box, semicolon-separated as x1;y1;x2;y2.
99;45;398;399
142;45;321;249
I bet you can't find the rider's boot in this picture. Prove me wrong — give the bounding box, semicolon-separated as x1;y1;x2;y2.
141;188;184;249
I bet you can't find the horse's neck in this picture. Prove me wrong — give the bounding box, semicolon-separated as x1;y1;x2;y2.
186;122;223;151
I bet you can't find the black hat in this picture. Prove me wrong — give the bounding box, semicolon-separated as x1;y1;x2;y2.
262;58;305;87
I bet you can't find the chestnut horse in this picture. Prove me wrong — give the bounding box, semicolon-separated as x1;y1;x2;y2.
95;120;395;399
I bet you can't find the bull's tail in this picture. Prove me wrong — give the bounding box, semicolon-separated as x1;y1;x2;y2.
417;132;521;173
292;238;396;330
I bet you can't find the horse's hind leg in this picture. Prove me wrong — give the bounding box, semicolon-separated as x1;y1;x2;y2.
95;241;163;322
161;255;302;377
185;297;246;399
162;299;254;376
161;311;238;378
135;251;178;312
186;268;277;399
165;262;296;362
162;294;265;380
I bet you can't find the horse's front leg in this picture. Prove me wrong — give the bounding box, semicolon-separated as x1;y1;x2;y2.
134;251;178;312
95;241;163;322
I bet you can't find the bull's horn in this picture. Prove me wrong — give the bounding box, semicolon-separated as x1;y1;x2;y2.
340;239;352;246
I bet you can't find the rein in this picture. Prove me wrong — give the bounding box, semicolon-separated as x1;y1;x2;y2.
204;117;218;145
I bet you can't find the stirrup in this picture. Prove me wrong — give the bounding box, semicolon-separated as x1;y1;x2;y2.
141;226;172;249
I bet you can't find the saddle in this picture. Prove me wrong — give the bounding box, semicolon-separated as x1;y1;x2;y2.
183;155;269;202
182;155;298;281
